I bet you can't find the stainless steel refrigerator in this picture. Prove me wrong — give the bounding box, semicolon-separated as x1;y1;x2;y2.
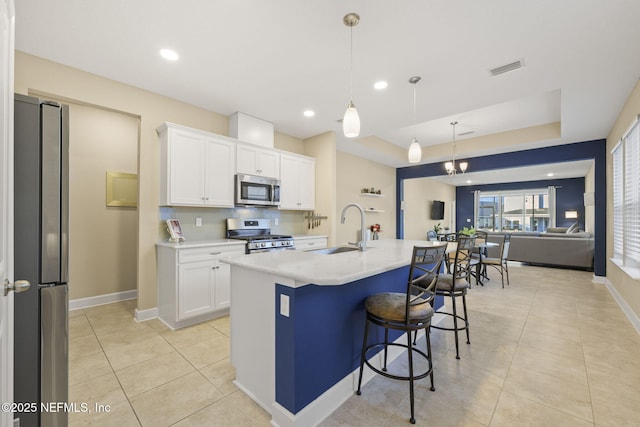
14;94;69;427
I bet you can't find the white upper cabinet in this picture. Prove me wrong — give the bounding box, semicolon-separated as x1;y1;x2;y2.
158;123;236;207
236;143;280;179
279;153;315;210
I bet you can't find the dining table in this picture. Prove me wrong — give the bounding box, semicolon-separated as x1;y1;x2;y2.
472;241;499;285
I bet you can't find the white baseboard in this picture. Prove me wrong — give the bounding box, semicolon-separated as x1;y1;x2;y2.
604;277;640;336
135;307;158;322
592;274;607;284
69;289;137;311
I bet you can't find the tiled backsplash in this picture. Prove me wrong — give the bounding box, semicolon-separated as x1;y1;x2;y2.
159;206;307;241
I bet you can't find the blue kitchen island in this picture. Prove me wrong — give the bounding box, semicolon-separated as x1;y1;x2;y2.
222;239;447;427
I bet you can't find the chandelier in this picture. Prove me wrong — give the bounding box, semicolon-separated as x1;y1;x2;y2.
444;121;468;175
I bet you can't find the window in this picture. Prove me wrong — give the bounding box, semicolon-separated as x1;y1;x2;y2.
476;188;551;232
613;118;640;271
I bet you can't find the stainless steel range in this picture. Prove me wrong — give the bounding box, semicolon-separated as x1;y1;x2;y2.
226;218;295;253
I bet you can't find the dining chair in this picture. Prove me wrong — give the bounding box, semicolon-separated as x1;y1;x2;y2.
481;233;511;288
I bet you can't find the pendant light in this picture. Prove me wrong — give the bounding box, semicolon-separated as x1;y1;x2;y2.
407;76;422;163
343;13;360;138
445;121;468;175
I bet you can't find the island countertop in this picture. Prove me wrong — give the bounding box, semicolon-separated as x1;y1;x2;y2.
221;239;447;286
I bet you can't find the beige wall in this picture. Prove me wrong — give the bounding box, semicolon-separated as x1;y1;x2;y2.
606;78;640;321
66;102;139;300
403;178;456;240
336;151;396;245
303;132;337;245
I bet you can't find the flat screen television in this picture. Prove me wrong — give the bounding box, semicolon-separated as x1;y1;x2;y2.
431;200;445;220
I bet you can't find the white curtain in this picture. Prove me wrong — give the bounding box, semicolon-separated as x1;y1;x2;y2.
548;185;557;227
473;190;480;228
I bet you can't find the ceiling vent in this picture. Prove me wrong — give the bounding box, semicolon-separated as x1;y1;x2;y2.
489;59;524;76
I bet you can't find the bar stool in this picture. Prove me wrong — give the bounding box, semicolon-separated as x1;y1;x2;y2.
431;235;475;359
356;244;446;424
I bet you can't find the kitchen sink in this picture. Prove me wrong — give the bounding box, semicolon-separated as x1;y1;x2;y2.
307;246;361;255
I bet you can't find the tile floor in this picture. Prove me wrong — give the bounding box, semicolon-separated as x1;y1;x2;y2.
69;264;640;426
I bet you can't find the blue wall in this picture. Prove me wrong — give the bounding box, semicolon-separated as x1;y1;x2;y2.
455;177;586;231
396;139;606;276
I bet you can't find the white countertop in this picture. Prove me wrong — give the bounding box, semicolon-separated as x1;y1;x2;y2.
156;239;246;249
221;239;448;286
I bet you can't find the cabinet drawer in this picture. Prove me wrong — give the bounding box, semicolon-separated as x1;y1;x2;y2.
178;245;245;263
294;237;328;251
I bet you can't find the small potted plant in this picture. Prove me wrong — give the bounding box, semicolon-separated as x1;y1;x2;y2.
458;226;476;236
433;223;442;233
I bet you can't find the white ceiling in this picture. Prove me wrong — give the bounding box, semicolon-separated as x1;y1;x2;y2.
14;0;640;183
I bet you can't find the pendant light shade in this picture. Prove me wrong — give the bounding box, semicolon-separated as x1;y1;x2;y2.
407;76;422;163
408;138;422;163
343;13;360;138
343;101;360;138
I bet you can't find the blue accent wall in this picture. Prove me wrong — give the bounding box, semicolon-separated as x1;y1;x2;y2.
396;139;606;276
275;267;444;414
455;177;586;231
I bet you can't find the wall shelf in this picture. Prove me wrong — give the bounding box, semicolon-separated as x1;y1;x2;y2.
361;193;384;197
365;208;384;213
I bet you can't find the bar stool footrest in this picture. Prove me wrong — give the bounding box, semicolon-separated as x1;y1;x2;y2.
363;342;433;382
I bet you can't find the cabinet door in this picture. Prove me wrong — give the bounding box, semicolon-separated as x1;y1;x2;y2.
204;137;235;207
297;157;315;210
177;261;215;320
279;154;298;209
169;130;206;205
214;262;231;310
279;154;315;210
256;149;280;179
237;144;280;179
236;144;259;175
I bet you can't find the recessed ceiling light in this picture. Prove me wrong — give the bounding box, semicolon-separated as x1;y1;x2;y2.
466;180;472;184
374;81;388;90
547;173;554;177
303;110;315;117
160;49;179;61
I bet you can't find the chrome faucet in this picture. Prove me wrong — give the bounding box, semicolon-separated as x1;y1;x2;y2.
340;203;367;251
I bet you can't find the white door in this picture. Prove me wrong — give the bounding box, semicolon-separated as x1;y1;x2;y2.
1;1;15;426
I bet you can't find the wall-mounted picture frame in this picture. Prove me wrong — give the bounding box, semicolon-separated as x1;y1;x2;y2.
166;219;185;242
106;170;137;207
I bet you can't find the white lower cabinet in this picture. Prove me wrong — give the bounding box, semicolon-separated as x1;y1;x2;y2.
157;242;245;329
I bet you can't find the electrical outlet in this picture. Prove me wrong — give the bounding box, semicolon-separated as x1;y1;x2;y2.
280;294;289;317
196;217;202;227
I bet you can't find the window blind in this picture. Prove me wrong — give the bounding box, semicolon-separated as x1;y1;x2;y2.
624;121;640;267
612;142;623;258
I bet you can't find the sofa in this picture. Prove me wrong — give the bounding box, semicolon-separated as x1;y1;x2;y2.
486;227;594;270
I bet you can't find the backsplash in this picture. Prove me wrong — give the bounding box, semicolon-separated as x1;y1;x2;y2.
158;206;308;242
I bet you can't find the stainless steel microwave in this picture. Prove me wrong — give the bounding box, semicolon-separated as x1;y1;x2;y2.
235;173;280;207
